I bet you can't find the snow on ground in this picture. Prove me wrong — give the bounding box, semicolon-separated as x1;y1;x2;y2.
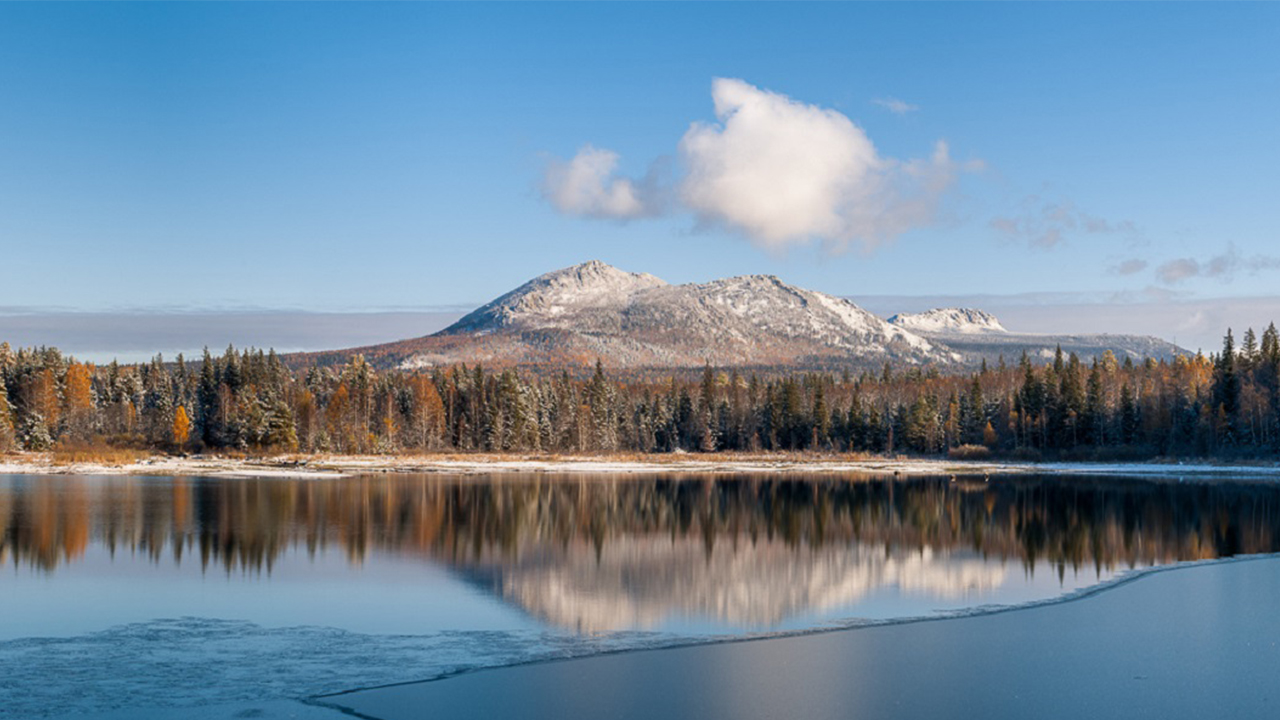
4;453;1280;480
0;455;350;479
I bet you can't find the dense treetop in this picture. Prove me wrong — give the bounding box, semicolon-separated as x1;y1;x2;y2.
1;324;1278;460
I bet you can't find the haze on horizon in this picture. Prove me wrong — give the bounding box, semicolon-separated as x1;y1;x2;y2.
1;3;1277;360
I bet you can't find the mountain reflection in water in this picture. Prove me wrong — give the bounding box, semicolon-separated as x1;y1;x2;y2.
2;473;1278;631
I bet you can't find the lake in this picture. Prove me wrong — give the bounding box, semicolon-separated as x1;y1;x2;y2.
2;471;1279;717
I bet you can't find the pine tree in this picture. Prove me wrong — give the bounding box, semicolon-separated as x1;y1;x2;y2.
965;376;985;444
0;374;15;452
1262;323;1280;367
588;360;618;452
1213;329;1241;446
1242;328;1259;369
1119;383;1140;445
698;363;718;451
198;348;219;447
1084;360;1105;446
811;382;830;449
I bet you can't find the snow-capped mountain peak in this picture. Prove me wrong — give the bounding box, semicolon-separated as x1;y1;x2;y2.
887;308;1008;335
302;262;1185;370
429;262;949;367
443;260;668;334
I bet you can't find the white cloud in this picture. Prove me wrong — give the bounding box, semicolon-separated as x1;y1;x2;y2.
539;79;971;251
541;144;650;219
873;97;919;115
678;78;961;251
990;198;1139;249
1156;258;1201;284
1156;245;1280;285
1112;258;1149;275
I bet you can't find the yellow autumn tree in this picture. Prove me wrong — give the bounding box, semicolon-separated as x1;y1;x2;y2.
172;406;191;447
29;367;61;430
983;421;998;448
326;383;352;452
63;362;95;440
408;375;445;450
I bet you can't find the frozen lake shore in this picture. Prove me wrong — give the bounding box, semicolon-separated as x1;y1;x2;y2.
322;554;1280;720
5;451;1280;480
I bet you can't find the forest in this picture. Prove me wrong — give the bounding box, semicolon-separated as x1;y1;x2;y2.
0;324;1278;461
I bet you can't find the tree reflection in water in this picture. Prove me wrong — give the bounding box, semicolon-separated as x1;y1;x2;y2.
1;473;1277;629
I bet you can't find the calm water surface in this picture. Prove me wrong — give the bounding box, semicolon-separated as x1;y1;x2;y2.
2;472;1279;715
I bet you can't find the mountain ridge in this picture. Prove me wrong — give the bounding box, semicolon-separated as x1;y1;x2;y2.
288;262;1185;371
419;261;949;368
888;308;1008;335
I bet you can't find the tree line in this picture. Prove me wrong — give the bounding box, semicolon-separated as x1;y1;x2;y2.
1;325;1279;460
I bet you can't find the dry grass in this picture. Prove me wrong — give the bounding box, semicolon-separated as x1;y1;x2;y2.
51;442;151;466
948;444;993;460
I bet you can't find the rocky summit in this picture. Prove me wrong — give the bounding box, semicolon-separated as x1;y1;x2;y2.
296;261;1186;371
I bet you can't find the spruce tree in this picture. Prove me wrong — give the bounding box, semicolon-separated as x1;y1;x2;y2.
1213;329;1241;446
1119;383;1140;445
0;374;14;452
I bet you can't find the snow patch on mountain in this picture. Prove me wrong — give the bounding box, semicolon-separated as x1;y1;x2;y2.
888;308;1008;335
443;260;668;334
418;262;952;368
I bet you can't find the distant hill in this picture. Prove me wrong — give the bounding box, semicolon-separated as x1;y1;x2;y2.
888;308;1008;335
886;306;1184;365
290;262;1185;371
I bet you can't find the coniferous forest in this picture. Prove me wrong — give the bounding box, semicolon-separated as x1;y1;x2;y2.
1;325;1279;461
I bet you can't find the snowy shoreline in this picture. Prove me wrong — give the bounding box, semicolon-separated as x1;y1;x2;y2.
3;452;1280;481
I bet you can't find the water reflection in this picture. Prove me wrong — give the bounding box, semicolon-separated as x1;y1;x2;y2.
2;473;1278;631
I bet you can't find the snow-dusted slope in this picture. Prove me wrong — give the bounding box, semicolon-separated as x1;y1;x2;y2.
415;261;952;368
888;308;1008;335
885;306;1184;363
444;260;667;334
290;262;1186;370
467;538;1005;632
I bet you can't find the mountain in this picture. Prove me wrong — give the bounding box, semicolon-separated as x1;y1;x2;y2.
291;262;1185;371
460;537;1006;632
888;308;1008;335
440;260;668;335
418;260;950;369
887;306;1184;363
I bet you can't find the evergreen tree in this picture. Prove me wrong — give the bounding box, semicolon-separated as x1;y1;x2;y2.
198;348;219;447
0;374;15;452
1242;328;1259;369
962;376;983;443
1213;329;1241;446
1119;383;1140;445
1084;360;1105;446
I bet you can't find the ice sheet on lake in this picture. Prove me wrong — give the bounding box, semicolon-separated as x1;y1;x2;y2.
0;617;699;718
1;558;1237;718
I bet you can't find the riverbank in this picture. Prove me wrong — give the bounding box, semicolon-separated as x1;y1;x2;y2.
3;450;1280;480
318;554;1280;720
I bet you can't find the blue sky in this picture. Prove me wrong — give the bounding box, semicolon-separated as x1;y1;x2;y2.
1;3;1278;354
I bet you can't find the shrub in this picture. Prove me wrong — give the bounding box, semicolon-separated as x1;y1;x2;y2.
948;444;992;460
19;414;53;451
51;441;149;465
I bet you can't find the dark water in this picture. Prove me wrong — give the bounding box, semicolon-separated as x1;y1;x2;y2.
2;472;1280;716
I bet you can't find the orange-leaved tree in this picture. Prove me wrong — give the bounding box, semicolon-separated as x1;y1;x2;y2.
172;406;191;448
